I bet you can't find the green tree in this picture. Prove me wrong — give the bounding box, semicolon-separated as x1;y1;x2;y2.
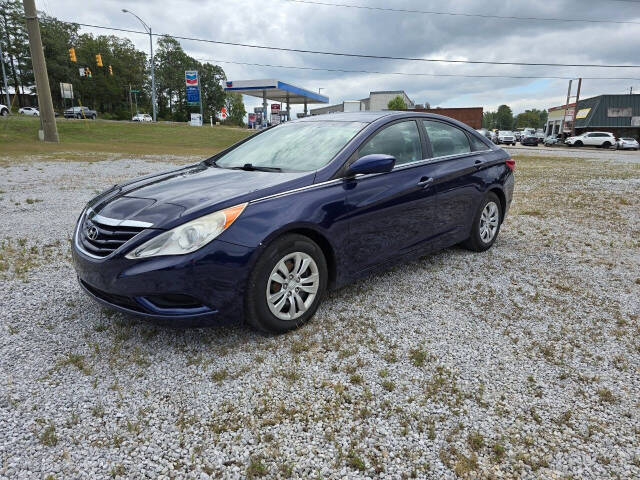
224;92;245;126
0;0;32;107
515;108;548;129
495;105;514;130
199;62;226;121
387;95;407;110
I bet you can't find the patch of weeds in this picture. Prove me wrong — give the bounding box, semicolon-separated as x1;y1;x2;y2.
93;323;109;333
280;368;301;383
383;350;397;363
26;198;43;204
56;353;91;375
597;455;611;465
378;368;389;378
454;453;478;476
381;380;395;392
596;388;616;404
350;374;363;385
409;346;430;367
92;403;105;418
492;442;506;461
279;462;294;477
211;369;228;383
467;431;484;451
110;464;126;478
246;456;268;478
40;422;57;446
347;450;366;471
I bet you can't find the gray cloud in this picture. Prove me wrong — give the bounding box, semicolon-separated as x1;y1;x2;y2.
45;0;640;114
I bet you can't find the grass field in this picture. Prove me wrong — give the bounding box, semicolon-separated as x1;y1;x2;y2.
0;116;252;159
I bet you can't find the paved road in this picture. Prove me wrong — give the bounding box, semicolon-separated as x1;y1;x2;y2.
505;144;640;163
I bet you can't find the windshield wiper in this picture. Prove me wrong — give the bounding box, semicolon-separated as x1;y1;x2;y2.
231;163;282;172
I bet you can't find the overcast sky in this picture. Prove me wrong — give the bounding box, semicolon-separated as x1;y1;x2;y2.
42;0;640;116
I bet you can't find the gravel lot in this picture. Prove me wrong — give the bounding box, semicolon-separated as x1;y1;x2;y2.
1;152;639;479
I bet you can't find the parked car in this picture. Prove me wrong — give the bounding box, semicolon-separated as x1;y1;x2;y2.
565;131;616;148
535;129;545;141
19;106;39;116
64;106;97;119
72;112;514;332
521;134;539;146
475;128;492;140
544;135;563;146
132;113;152;122
0;104;8;116
497;130;516;145
489;130;498;143
616;137;639;150
514;131;522;142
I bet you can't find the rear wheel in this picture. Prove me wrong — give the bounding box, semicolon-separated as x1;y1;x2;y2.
462;192;502;252
602;141;611;149
0;108;7;116
245;234;328;333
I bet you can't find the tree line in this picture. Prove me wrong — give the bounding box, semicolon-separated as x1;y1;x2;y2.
0;0;245;124
482;104;548;130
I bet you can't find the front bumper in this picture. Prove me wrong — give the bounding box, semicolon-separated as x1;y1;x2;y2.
72;237;256;326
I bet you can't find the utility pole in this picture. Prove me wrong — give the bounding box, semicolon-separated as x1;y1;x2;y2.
559;79;572;140
0;42;10;109
571;78;582;137
23;0;58;142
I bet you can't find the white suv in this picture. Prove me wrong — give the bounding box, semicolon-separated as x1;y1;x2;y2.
565;131;616;148
132;113;152;122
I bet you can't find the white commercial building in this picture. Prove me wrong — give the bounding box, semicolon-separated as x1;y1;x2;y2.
310;90;415;115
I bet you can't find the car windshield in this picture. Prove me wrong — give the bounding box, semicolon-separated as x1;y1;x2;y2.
622;138;635;141
501;131;513;135
214;121;366;172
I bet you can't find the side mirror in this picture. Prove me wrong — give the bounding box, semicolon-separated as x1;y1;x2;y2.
347;154;396;176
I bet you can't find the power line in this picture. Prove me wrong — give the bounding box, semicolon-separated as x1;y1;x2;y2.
60;20;640;69
198;57;640;81
285;0;640;25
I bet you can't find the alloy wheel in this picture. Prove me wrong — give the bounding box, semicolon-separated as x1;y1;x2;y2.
479;201;499;243
266;252;319;321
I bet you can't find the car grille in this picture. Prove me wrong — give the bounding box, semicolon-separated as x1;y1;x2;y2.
79;217;145;258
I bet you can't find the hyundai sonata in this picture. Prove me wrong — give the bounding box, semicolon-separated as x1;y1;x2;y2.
72;111;514;332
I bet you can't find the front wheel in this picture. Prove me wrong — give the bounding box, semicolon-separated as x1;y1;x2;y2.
462;192;502;252
245;234;328;333
602;142;611;149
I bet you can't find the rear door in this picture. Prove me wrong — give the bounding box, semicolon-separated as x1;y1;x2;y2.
344;119;444;273
421;120;490;246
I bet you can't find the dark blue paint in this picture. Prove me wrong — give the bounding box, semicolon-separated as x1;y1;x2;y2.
347;154;396;175
72;111;514;325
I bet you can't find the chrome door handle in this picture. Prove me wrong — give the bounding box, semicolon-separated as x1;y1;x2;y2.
418;177;434;188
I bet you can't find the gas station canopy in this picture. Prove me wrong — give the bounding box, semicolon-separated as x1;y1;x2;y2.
224;79;329;105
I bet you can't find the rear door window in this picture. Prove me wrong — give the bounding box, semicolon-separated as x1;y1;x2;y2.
358;120;423;166
422;120;471;157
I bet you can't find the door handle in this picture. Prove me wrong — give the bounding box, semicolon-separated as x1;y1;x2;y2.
474;159;484;169
417;176;434;188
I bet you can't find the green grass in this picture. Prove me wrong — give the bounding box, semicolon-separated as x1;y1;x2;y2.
0;116;252;159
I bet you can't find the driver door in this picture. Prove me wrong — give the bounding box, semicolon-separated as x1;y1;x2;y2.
344;119;444;274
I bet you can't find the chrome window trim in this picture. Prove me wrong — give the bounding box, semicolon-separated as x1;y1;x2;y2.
250;178;344;204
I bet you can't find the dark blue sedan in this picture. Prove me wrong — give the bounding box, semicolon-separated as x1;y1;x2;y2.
72;111;514;332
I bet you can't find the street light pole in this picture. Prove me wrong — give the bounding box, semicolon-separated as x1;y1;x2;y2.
122;9;156;122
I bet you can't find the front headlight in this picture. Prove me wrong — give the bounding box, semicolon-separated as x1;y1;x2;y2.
125;203;247;259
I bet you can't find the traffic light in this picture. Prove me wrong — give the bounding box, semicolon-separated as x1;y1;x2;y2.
96;54;103;67
108;65;113;75
69;48;77;62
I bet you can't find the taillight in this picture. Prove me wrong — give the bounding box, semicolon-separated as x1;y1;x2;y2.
506;158;515;171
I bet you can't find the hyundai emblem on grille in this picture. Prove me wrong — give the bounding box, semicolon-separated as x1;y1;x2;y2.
87;225;99;240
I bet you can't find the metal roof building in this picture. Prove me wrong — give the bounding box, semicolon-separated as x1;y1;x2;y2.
546;94;640;138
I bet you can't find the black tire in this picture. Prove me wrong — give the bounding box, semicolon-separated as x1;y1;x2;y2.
245;234;328;333
461;192;503;252
602;141;611;149
0;108;7;116
574;141;583;147
91;114;96;120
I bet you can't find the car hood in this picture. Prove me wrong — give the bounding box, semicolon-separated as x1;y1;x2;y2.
91;163;314;228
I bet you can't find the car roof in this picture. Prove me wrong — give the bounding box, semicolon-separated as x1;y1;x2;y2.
295;110;477;125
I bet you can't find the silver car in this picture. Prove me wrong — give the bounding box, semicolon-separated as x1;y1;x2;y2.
616;137;639;150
